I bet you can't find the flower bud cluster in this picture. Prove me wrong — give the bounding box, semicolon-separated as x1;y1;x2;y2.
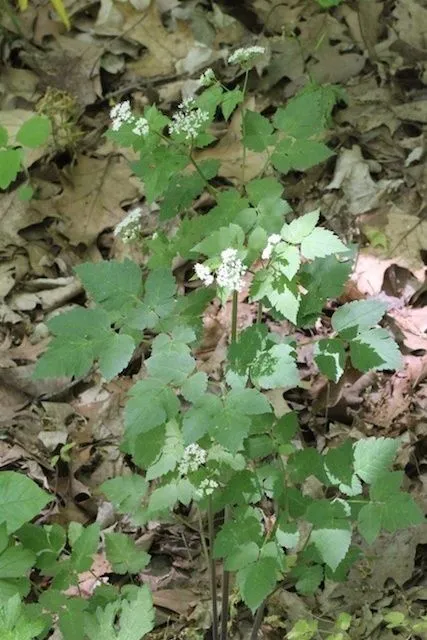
195;248;247;293
110;101;149;137
178;444;207;476
262;234;282;260
114;208;142;243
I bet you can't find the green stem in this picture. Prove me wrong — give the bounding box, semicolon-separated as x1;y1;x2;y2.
189;151;219;197
250;601;266;640
208;497;219;640
256;301;263;324
240;70;250;191
231;290;238;344
220;545;230;640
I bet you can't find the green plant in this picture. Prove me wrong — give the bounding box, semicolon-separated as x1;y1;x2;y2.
3;47;424;639
0;115;51;200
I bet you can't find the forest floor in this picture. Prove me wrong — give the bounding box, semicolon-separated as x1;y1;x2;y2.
0;0;426;638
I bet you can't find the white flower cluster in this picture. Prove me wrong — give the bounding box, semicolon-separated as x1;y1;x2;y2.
110;101;149;137
199;68;216;87
114;207;142;243
178;444;207;476
132;117;149;136
262;234;282;260
195;263;214;286
196;478;219;498
228;46;266;66
216;248;246;292
169;98;209;141
194;248;247;292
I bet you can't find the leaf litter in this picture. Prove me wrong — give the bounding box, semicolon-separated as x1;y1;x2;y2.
1;0;427;637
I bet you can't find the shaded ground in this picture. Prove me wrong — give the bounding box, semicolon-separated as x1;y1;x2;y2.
0;0;427;637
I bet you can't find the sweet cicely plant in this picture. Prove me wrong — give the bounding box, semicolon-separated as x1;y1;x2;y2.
30;46;424;639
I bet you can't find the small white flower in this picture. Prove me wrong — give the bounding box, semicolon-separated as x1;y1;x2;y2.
216;248;246;292
195;263;214;286
179;96;197;111
110;100;134;131
178;444;207;476
132;117;149;136
262;234;282;260
196;478;219;499
114;207;141;243
228;46;266;66
169;108;209;141
152;231;158;240
199;68;216;87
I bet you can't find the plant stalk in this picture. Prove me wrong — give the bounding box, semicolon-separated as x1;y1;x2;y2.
231;290;238;344
208;497;219;640
250;601;266;640
256;301;263;324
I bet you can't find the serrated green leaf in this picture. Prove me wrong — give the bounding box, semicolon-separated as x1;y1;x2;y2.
34;307;135;381
214;507;263;559
74;260;142;317
16;116;51;148
181;371;208;403
131;147;188;202
288;449;327;484
105;533;150;574
357;502;381;544
301;228;347;260
272;138;333;173
0;149;22;189
251;343;299;389
100;475;148;514
125;379;180;439
276;521;300;549
246;177;284;205
306;499;350;528
349;328;402;372
0;594;45;640
310;528;351;571
228;324;268;377
353;437;399;484
160;160;219;220
267;277;300;324
127;268;176;330
331;299;387;340
242;111;274;152
238;555;279;610
0;545;35;579
148;479;193;514
323;440;355;486
281;210;319;244
298;253;354;327
273;84;339;138
117;586;154;640
0;472;50;534
146;333;195;384
146;420;183;480
183;394;222;444
315;338;346;383
273;243;301;280
221;88;244;120
224;541;259;571
17;523;65;572
293;565;324;596
192;223;245;257
70;523;100;572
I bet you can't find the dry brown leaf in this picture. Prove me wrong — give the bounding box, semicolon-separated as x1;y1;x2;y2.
31;155;142;246
116;3;194;77
195;99;267;183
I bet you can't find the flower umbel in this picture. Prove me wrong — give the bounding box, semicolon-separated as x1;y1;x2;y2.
199;68;216;87
216;248;247;292
169;99;209;141
196;478;219;499
132;117;149;136
228;46;266;66
178;444;207;476
195;263;214;286
110;100;134;131
262;234;282;260
114;207;142;243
